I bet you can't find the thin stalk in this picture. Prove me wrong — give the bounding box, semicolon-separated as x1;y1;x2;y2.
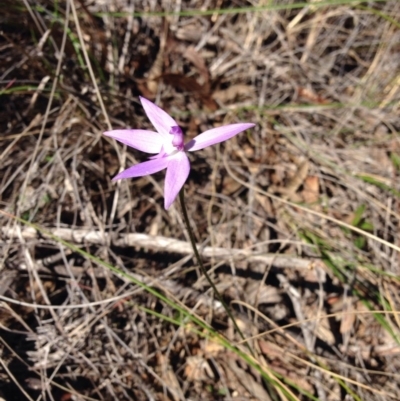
179;189;280;400
178;190;249;347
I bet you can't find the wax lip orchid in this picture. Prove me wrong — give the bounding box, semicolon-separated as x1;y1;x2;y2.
104;97;255;209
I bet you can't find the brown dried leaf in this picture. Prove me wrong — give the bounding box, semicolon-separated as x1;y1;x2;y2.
228;359;272;401
204;342;224;356
269;160;309;201
221;174;242;195
297;87;329;104
162;73;205;94
243;280;282;305
258;340;285;359
157;354;184;401
286;160;309;194
146;20;169;94
184;46;210;90
175;23;204;43
136;80;155;99
340;298;356;335
213;84;255;103
302;175;320;204
303;303;335;345
162;73;218;110
255;193;274;215
184;356;214;381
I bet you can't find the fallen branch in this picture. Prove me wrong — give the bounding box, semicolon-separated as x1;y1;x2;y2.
1;226;318;270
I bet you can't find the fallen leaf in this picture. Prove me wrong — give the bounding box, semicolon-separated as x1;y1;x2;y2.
162;73;217;110
204;342;224;356
302;175;319;204
146;20;169;94
184;356;214;381
184;46;210;90
157;353;184;401
213;84;255;103
340;297;355;335
298;87;329;104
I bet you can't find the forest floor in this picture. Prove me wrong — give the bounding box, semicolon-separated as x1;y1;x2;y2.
1;1;400;400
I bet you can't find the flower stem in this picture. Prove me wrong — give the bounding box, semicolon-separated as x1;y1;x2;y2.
178;189;248;346
179;189;281;401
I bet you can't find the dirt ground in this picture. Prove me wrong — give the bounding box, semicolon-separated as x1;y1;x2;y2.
1;1;400;400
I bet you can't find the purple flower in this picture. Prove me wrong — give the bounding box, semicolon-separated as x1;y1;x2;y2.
104;97;255;209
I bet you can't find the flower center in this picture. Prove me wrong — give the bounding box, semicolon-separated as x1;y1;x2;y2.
169;126;184;151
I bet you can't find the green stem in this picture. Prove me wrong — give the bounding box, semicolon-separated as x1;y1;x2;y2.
178;189;250;347
179;189;281;400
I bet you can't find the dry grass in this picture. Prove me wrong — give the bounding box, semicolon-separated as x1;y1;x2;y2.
1;0;400;400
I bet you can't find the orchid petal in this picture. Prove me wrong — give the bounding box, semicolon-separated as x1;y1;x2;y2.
148;145;167;159
104;129;165;153
112;156;169;181
185;123;255;152
140;96;178;138
164;152;190;209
